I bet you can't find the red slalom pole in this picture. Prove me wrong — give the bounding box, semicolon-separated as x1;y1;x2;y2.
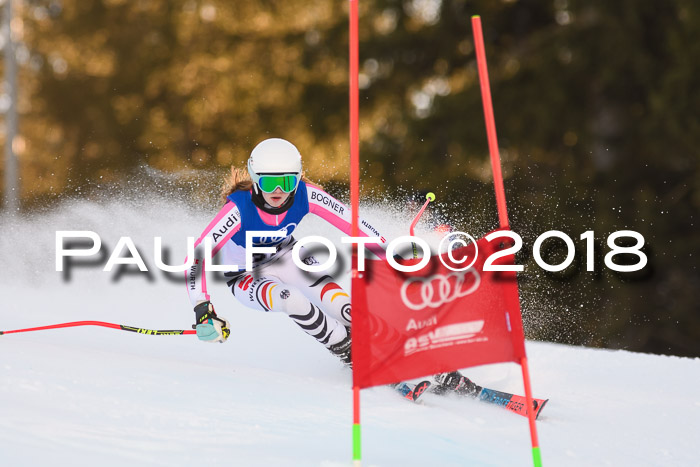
472;15;510;229
472;15;542;467
0;321;196;336
521;356;543;466
349;0;362;466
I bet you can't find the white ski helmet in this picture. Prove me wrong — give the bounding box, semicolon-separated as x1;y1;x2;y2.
247;138;302;193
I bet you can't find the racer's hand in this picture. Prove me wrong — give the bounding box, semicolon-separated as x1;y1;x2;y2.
194;301;230;343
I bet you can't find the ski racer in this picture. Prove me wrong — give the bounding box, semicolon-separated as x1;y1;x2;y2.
185;138;387;364
185;137;480;396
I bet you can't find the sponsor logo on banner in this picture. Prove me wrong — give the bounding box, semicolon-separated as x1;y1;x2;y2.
400;269;481;311
405;315;437;331
404;320;486;356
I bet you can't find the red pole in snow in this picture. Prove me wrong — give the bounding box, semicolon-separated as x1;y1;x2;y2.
472;16;510;230
349;0;363;465
472;15;542;466
521;356;543;466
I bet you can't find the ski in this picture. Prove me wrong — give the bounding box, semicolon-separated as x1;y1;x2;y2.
432;372;548;418
394;380;432;402
476;387;548;419
393;376;547;416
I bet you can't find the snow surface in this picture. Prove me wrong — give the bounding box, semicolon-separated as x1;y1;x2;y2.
1;197;698;466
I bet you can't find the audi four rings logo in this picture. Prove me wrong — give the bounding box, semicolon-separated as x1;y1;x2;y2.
400;269;481;311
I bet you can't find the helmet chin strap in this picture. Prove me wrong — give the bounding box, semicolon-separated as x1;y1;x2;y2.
251;185;297;215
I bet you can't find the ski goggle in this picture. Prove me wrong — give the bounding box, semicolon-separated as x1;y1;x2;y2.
255;174;299;193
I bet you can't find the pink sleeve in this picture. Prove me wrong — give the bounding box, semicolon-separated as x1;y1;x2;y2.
185;201;242;307
306;184;387;259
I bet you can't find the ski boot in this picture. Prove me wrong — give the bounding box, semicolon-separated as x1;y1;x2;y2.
433;371;482;397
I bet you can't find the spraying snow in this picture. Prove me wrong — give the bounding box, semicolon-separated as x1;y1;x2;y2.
1;193;698;466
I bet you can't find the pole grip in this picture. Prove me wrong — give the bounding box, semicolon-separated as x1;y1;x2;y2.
409;192;435;237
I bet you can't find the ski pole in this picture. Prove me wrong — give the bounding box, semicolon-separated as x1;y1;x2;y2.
0;321;196;336
409;192;435;258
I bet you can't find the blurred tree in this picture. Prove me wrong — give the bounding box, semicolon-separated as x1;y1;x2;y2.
10;0;355;199
0;0;697;356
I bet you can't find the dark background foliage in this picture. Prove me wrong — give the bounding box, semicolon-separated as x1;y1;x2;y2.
2;0;698;356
